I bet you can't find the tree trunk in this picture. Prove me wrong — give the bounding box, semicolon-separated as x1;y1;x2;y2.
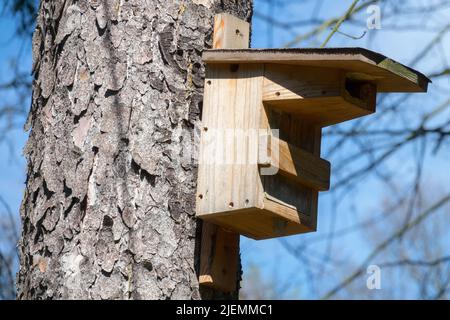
17;0;252;300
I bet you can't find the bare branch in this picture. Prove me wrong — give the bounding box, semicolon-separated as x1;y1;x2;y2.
320;0;360;48
322;193;450;299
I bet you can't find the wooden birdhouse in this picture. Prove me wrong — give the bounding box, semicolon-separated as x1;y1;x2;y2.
196;48;430;240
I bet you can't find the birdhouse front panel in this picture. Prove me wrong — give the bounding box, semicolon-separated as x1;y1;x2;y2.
196;48;430;240
196;63;266;227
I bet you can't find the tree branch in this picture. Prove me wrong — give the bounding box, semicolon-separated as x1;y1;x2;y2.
320;0;360;48
322;193;450;299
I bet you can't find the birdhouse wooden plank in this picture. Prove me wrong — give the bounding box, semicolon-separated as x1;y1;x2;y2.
202;48;429;92
260;135;331;191
196;48;430;240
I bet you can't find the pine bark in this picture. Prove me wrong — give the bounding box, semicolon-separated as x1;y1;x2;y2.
17;0;252;300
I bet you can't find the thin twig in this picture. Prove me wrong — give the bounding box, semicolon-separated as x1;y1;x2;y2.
322;193;450;299
320;0;360;47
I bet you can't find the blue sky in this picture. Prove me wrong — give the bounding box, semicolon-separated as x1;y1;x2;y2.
1;0;450;299
0;13;29;222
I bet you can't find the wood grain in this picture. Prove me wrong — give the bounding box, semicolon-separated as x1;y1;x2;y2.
213;13;250;50
203;48;430;93
198;13;250;293
199;223;240;290
260;135;330;191
262;64;377;127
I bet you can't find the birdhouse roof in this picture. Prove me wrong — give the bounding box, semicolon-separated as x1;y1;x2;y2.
203;48;430;93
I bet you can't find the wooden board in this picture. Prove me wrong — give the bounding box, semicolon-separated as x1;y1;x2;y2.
259;135;330;191
261;108;322;233
263;64;342;101
198;13;250;294
199;205;314;240
199;223;240;290
203;48;430;93
263;63;377;127
213;13;250;50
197;63;264;216
264;96;375;127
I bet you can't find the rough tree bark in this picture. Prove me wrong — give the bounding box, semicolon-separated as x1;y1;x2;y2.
17;0;252;299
